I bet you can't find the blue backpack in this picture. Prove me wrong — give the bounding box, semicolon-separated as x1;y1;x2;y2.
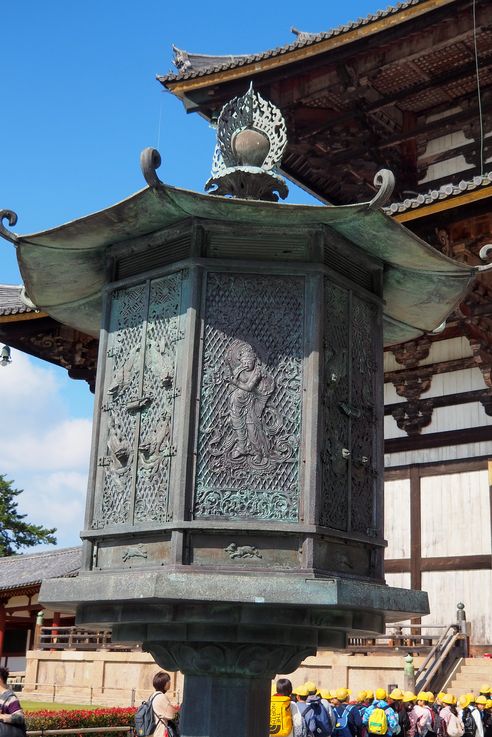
134;693;158;737
303;700;333;737
333;705;354;737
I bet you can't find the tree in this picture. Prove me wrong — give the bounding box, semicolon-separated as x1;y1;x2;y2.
0;474;56;556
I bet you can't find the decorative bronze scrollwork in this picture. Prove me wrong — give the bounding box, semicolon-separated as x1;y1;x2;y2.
0;210;19;244
368;169;395;210
140;147;163;188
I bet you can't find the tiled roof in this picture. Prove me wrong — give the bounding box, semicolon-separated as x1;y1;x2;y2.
385;172;492;215
0;547;81;593
0;285;34;316
162;0;435;83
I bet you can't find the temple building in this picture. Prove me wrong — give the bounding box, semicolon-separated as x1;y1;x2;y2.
1;0;492;702
158;0;492;648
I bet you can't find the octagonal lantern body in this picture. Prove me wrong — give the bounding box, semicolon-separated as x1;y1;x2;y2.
82;218;385;582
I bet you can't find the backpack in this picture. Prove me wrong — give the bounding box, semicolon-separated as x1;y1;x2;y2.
462;709;477;737
304;700;333;737
368;707;389;735
333;704;354;737
270;696;293;737
446;715;465;737
135;693;158;737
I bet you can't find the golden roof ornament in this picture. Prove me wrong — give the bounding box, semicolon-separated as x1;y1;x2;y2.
205;83;289;201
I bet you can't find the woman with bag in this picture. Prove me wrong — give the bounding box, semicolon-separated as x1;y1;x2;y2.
0;667;25;737
151;672;179;737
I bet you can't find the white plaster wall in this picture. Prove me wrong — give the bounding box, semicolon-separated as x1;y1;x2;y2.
420;470;491;557
384;479;411;559
421;570;492;644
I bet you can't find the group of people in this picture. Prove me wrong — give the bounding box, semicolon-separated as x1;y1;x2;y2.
270;679;492;737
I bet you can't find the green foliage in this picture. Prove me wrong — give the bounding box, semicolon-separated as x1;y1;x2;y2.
0;474;56;556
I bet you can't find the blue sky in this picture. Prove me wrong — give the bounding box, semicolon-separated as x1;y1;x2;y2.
0;0;390;548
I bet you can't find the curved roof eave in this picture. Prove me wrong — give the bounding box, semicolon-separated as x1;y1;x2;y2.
9;181;476;346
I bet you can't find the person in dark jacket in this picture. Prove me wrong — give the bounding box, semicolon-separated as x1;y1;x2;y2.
333;688;362;737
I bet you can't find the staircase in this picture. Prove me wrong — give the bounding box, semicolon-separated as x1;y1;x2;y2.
446;658;492;694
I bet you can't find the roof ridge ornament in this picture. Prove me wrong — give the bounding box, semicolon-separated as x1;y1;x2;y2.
205;83;289;202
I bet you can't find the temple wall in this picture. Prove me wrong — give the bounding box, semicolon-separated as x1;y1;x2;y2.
22;650;422;706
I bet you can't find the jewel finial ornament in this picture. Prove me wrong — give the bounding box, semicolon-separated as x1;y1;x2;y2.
205;83;289;202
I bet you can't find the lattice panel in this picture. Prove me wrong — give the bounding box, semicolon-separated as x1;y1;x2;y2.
94;284;147;528
134;273;183;524
194;272;304;521
319;281;350;530
350;295;378;535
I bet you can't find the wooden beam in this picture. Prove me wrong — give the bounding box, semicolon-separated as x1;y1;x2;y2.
384;357;476;385
384;388;490;416
409;465;421;592
385;456;489;479
385;554;492;573
385;425;492;454
0;312;47;324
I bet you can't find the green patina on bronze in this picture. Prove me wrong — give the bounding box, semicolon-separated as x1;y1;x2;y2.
12;182;475;345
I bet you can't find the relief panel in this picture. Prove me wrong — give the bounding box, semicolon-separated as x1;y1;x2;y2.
91;271;185;530
320;281;350;530
194;272;305;521
93;284;147;528
189;533;301;568
94;535;173;570
135;273;183;523
351;294;378;535
319;281;380;535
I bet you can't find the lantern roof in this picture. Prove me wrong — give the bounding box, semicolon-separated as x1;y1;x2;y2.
1;170;485;346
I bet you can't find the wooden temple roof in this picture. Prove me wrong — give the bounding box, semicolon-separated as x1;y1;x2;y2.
161;0;492;205
0;547;81;596
0;285;98;392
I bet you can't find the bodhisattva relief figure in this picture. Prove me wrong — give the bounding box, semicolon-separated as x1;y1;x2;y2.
225;339;275;463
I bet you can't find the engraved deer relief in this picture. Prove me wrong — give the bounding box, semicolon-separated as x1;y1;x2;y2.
208;339;293;473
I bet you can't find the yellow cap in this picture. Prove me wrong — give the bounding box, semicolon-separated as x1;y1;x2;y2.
486;700;492;709
437;692;446;701
458;695;472;709
376;688;387;701
320;689;332;701
466;693;476;703
305;681;317;693
336;687;351;701
442;694;455;706
417;692;429;702
480;685;491;694
389;688;404;701
366;690;374;700
476;696;488;705
403;691;417;703
426;692;435;704
357;691;367;702
296;685;309;697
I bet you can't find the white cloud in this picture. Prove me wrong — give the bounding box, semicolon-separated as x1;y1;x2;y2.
0;349;93;549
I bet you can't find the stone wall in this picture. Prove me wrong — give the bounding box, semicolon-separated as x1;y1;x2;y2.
22;650;422;706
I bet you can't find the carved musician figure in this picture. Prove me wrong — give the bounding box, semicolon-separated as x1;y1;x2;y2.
224;339;275;463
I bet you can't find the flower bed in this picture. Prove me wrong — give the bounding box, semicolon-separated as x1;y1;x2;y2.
26;706;137;734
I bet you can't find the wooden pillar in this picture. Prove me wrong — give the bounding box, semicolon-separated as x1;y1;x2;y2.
33;610;44;650
409;465;422;629
0;602;6;663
